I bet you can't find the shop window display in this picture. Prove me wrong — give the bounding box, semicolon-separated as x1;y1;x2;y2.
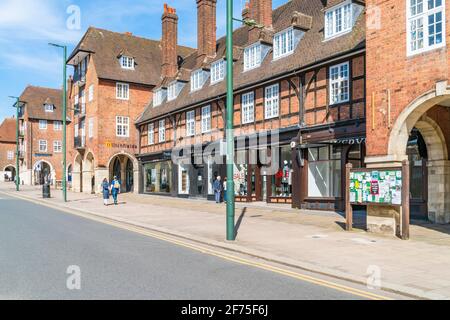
308;145;342;198
144;161;172;193
271;146;293;197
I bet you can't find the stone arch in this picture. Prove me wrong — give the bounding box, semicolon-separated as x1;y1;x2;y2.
83;152;95;194
388;84;450;160
3;165;16;182
386;84;450;223
107;152;139;193
72;154;83;193
32;160;54;185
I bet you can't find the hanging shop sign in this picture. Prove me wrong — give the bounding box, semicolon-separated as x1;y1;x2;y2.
349;169;402;206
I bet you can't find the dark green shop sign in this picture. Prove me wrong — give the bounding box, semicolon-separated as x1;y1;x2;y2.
349;169;402;205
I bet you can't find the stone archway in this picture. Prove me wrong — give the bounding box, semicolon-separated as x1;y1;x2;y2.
73;154;83;193
107;152;139;193
83;152;95;194
33;160;54;186
385;87;450;224
3;165;16;182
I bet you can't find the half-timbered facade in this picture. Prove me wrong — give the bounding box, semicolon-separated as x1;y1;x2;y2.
136;0;366;211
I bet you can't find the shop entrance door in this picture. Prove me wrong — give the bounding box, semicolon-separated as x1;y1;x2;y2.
194;166;205;197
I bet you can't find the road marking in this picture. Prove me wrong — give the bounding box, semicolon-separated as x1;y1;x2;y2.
0;191;393;300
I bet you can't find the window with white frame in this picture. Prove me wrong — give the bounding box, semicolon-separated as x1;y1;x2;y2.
154;88;164;106
211;59;226;84
39;140;47;152
116;116;129;137
329;62;349;105
244;43;262;71
167;82;178;101
116;83;129;100
325;1;353;39
39;120;47;130
265;84;280;119
74;123;79;138
88;118;94;138
120;56;135;69
148;123;154;145
7;151;14;160
54;121;62;131
274;28;294;59
407;0;445;55
53;141;62;153
88;84;94;102
242;92;255;124
186;110;195;136
44;104;54;112
159;120;166;143
201;105;211;133
191;69;204;92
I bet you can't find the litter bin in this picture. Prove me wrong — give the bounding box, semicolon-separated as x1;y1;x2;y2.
43;183;51;198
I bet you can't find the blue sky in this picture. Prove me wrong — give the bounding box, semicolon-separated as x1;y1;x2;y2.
0;0;286;121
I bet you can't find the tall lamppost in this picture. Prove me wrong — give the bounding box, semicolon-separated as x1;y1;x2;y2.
49;43;68;202
8;96;21;191
225;1;262;241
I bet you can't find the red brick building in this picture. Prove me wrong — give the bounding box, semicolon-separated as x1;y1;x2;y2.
66;27;194;194
0;118;17;182
136;0;366;210
15;86;65;186
365;0;450;229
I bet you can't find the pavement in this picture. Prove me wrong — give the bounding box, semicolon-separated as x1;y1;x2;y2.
1;182;450;300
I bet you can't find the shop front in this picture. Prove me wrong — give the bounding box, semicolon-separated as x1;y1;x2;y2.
138;151;177;197
292;122;366;211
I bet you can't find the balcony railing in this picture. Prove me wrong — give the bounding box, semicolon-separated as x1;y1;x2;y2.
74;103;86;117
74;136;86;149
18;151;25;159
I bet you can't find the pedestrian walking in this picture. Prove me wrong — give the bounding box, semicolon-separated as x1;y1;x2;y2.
102;178;110;206
213;176;223;204
223;177;228;203
111;176;121;205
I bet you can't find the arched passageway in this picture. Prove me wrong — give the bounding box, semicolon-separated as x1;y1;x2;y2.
108;153;138;193
3;166;16;182
33;161;52;185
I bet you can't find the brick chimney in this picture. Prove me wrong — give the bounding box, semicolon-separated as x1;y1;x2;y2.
250;0;272;27
197;0;217;60
161;3;178;78
242;1;250;23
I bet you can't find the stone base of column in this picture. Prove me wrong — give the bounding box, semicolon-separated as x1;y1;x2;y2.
72;171;82;193
95;168;109;194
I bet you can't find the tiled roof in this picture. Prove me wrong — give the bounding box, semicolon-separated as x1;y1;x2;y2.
0;118;16;143
137;0;366;124
68;27;196;86
19;86;65;121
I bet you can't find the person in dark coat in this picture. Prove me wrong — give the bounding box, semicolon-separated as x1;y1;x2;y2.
102;178;110;206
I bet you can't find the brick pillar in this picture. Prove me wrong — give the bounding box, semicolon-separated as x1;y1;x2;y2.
161;4;178;78
196;0;217;60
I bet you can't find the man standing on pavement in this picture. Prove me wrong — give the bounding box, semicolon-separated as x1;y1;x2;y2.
111;176;121;205
213;176;223;204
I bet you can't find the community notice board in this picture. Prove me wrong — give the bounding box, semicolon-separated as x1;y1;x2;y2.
349;169;402;206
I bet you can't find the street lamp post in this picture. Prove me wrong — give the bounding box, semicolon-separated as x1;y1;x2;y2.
8;96;21;191
49;43;68;202
225;0;236;241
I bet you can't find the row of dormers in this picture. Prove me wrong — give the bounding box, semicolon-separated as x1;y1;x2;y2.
150;0;364;108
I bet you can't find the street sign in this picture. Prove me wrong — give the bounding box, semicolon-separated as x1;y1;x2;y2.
349;169;402;205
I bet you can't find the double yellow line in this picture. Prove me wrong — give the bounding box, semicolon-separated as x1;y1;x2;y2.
1;191;392;300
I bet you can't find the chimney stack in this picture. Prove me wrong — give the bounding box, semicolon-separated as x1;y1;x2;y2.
242;1;250;23
196;0;217;60
250;0;272;27
161;3;178;78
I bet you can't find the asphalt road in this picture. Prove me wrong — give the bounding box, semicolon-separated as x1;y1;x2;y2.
0;193;368;300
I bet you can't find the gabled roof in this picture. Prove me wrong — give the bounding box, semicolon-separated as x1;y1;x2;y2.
19;86;64;121
67;27;196;86
0;118;16;143
137;0;366;124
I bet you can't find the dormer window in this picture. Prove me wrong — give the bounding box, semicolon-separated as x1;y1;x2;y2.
274;28;294;59
210;59;226;84
191;69;209;92
44;104;54;112
243;42;271;72
244;43;262;71
324;1;361;40
153;88;166;107
168;81;185;101
120;56;135;69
